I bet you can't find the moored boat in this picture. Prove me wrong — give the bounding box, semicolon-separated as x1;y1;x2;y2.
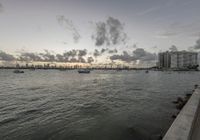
78;69;90;74
13;69;24;74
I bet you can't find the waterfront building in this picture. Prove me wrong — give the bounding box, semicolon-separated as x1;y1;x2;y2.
158;51;198;69
158;51;171;68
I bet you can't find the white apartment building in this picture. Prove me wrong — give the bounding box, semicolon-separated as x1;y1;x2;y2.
158;51;198;69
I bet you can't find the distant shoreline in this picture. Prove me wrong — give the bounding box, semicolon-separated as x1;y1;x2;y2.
0;67;199;71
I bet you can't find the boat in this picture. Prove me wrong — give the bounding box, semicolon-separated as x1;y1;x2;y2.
78;69;90;74
13;69;24;74
145;70;149;73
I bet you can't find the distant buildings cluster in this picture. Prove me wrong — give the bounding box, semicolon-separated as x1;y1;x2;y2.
158;51;198;70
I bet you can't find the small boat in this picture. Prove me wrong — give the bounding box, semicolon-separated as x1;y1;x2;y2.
145;70;149;73
78;69;90;74
13;69;24;74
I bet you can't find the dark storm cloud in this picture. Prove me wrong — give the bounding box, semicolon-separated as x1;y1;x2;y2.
169;45;178;52
0;51;16;61
110;48;156;63
193;38;200;50
92;17;128;46
57;15;81;43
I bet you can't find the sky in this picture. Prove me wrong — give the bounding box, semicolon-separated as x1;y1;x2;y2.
0;0;200;65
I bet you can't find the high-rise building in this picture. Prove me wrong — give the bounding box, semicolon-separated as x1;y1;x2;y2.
158;51;198;69
158;51;171;68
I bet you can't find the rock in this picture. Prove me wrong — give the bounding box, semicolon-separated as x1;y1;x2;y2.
186;93;192;97
195;84;198;89
176;102;184;110
150;134;163;140
177;97;183;103
172;101;178;104
172;114;177;118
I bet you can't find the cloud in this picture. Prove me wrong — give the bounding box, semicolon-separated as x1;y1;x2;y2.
57;15;81;43
0;51;16;61
101;48;108;54
156;21;200;38
108;49;118;54
59;49;87;63
191;32;200;37
93;49;101;57
132;44;137;48
39;50;56;62
193;38;200;50
62;41;68;45
136;6;160;16
169;45;178;52
19;52;43;62
68;58;78;63
110;51;133;63
0;49;89;64
78;49;87;57
63;49;77;59
77;49;87;63
156;31;178;38
92;17;128;46
133;48;156;61
87;57;94;63
92;22;108;46
77;57;86;63
110;48;156;63
56;54;65;62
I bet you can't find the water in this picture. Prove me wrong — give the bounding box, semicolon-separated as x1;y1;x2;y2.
0;70;199;140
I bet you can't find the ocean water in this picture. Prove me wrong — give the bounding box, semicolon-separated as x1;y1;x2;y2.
0;69;199;140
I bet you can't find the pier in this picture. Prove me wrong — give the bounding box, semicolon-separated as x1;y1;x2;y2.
163;87;200;140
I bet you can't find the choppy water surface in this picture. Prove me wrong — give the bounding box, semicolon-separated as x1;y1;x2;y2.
0;70;200;140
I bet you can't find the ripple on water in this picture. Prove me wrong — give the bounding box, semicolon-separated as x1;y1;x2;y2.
0;70;200;140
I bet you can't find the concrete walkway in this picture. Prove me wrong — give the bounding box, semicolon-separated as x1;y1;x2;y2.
190;100;200;140
163;88;200;140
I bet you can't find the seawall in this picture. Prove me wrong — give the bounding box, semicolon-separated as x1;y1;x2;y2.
163;87;200;140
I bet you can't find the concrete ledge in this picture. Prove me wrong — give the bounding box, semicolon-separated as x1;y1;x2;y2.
163;88;200;140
